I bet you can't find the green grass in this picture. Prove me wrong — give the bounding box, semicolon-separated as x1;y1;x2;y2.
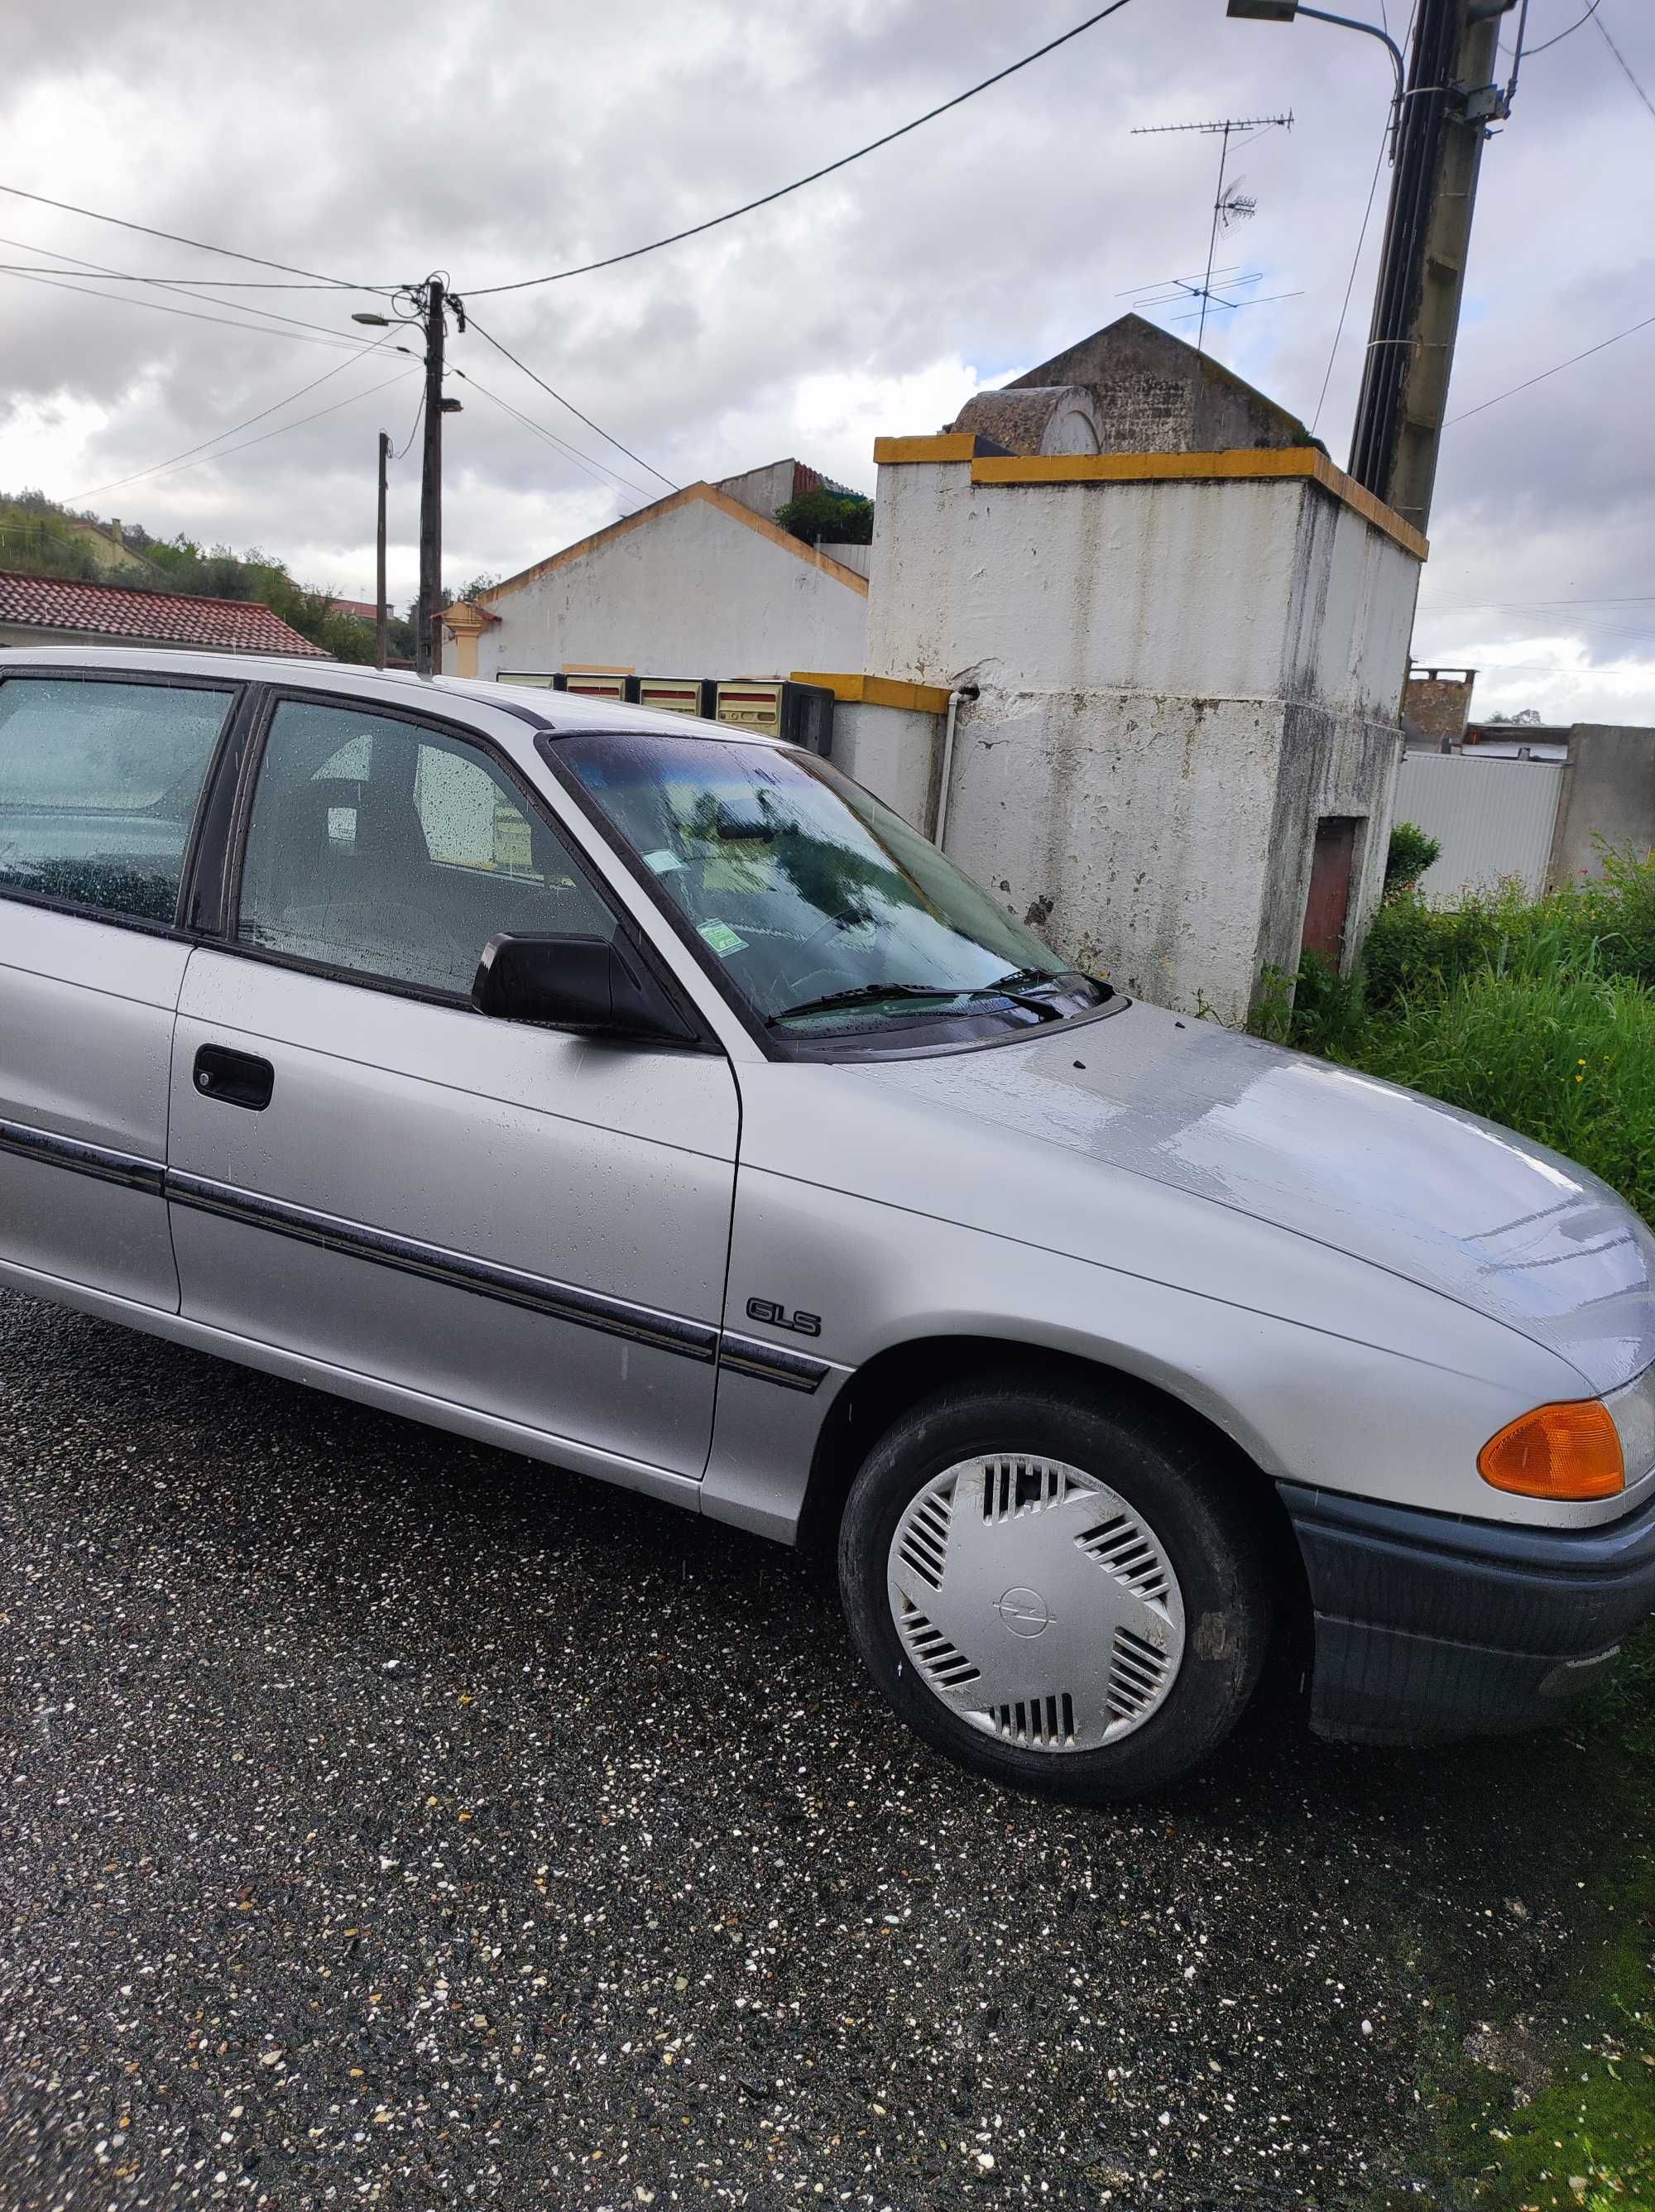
1251;847;1655;2206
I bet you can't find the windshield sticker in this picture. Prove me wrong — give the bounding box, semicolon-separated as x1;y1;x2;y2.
698;919;746;957
642;847;684;875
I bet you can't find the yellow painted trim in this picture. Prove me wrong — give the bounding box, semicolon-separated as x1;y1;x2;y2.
790;670;952;715
438;598;499;636
967;447;1427;559
476;483;871;607
1304;450;1429;561
872;434;982;465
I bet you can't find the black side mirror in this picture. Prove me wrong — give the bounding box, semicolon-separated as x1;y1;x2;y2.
471;933;697;1044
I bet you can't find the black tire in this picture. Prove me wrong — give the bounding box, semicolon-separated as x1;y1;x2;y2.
837;1375;1273;1802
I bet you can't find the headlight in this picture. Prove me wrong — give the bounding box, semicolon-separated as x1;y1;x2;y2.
1608;1364;1655;1486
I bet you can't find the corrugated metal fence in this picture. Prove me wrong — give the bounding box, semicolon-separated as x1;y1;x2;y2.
1394;753;1565;902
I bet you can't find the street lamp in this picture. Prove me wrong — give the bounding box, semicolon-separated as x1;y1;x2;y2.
351;311;393;327
1226;0;1405;124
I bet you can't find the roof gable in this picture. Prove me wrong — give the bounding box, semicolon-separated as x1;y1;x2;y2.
477;482;871;610
1003;312;1317;455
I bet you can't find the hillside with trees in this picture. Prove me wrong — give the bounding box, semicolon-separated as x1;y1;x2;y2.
0;487;412;662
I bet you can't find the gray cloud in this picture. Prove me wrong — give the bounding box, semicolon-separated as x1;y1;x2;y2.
1;0;1649;715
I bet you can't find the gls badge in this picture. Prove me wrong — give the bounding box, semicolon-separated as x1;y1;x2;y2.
746;1297;822;1338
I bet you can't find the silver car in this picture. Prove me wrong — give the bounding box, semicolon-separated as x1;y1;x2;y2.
3;647;1653;1799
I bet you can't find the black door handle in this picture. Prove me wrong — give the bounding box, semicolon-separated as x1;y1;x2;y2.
193;1044;275;1111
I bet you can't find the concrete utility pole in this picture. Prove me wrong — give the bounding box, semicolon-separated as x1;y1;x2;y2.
416;277;446;677
1346;0;1515;536
375;429;390;672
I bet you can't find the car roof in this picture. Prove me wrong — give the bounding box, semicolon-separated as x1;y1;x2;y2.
0;645;787;746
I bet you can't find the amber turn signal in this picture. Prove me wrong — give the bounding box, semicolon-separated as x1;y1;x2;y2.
1478;1400;1625;1501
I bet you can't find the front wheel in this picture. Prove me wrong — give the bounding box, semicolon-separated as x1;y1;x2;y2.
837;1378;1272;1801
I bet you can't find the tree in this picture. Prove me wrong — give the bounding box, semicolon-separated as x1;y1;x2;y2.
1485;708;1544;727
775;487;874;547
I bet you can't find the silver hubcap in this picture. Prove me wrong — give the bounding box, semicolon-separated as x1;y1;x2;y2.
886;1454;1186;1754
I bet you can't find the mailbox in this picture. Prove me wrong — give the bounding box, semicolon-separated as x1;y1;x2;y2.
638;678;717;719
561;672;638;703
714;679;833;756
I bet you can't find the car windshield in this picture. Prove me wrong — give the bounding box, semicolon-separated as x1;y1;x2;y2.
558;730;1101;1034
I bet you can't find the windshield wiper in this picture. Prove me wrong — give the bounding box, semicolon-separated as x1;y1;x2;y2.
767;978;1068;1027
991;964;1109;1001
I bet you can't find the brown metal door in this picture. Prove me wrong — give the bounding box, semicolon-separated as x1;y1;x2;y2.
1300;817;1358;966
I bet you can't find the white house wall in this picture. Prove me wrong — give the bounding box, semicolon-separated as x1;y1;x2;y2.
1283;492;1420;717
831;701;940;830
865;455;1420;1021
865;463;1308;698
941;689;1287;1011
466;497;867;682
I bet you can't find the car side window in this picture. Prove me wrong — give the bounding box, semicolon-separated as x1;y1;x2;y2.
0;676;232;924
236;698;616;997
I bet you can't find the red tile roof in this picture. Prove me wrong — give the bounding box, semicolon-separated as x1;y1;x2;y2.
0;569;329;656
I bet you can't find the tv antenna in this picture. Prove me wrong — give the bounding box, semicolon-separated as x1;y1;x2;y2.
1130;113;1293;352
1120;263;1305;331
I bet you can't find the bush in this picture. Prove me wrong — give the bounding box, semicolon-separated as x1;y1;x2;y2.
1383;818;1441;898
775;487;874;546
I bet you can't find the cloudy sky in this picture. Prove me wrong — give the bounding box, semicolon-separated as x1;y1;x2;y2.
2;0;1649;722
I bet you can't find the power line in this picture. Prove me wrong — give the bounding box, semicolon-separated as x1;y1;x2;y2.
1427;658;1652;674
65;335;399;504
1423;594;1655;609
391;386;426;463
462;314;676;490
1311;121;1389;436
0;263;375;353
0;234;395;351
1595;13;1655;123
1523;0;1601;55
1444;307;1655;423
64;366;418;506
452;368;660;504
464;0;1137;298
0;180;382;290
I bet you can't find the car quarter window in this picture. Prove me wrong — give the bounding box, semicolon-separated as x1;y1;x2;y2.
0;675;233;924
236;698;616;997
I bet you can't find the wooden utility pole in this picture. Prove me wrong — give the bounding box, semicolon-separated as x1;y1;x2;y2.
1347;0;1514;535
375;429;390;671
416;276;446;677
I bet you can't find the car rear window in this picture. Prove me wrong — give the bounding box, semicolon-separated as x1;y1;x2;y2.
0;676;233;924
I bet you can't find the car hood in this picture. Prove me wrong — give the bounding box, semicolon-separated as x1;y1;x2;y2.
858;1000;1655;1395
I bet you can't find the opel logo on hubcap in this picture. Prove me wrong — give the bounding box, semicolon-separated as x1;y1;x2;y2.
996;1587;1051;1638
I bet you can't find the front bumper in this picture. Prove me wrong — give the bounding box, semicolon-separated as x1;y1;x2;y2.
1278;1480;1655;1745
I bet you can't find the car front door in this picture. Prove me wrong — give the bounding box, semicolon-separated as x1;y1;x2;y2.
0;668;240;1311
166;690;738;1482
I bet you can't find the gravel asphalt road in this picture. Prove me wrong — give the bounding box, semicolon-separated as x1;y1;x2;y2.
0;1286;1637;2211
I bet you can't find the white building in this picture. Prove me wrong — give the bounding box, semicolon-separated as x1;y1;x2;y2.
441;463;869;684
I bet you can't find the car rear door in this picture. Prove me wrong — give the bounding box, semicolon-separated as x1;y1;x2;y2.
166;687;738;1481
0;667;240;1310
